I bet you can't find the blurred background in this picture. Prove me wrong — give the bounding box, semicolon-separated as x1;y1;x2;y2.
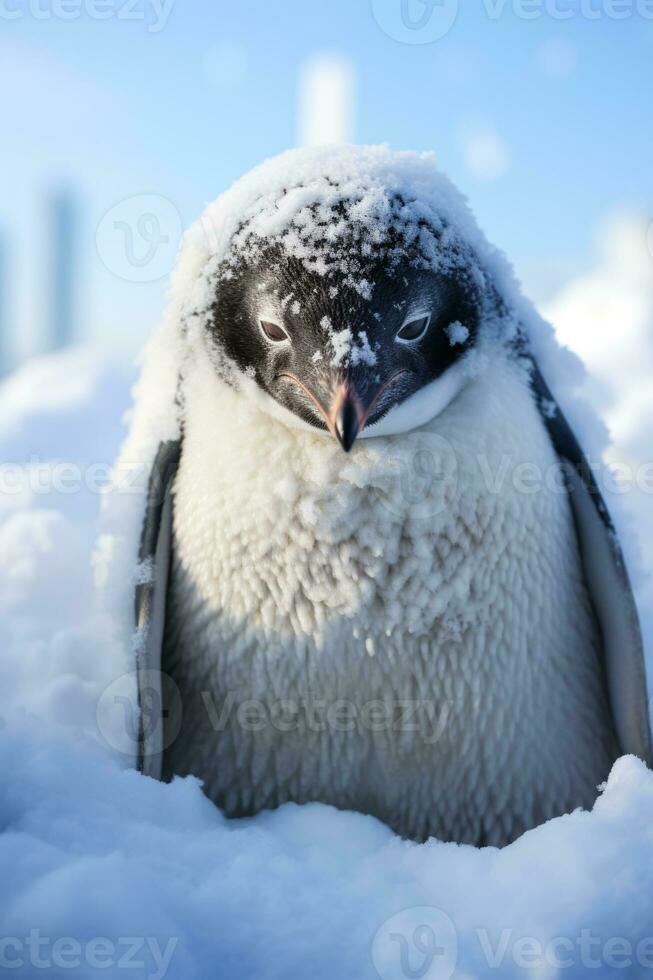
0;0;651;475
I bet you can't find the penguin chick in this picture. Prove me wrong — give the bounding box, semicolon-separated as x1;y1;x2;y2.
130;147;650;846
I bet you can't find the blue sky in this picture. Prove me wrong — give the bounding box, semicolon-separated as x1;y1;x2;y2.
1;0;651;362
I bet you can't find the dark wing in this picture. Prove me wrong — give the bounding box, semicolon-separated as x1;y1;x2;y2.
134;439;181;778
529;359;652;765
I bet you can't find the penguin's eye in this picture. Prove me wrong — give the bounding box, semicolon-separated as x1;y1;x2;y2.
396;314;431;343
260;320;289;343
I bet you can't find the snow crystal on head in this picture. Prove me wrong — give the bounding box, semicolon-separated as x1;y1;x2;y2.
318;317;377;369
155;145;590;462
219;177;476;300
445;321;470;347
177;145;498;329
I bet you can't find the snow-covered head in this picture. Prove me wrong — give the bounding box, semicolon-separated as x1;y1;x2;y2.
169;145;526;449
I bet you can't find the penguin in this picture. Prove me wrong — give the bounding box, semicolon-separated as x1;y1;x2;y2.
129;145;651;847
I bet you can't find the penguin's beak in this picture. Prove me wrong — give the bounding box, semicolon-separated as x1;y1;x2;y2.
280;369;410;451
328;369;411;451
329;382;363;453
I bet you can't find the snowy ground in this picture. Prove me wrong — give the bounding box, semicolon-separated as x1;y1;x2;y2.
2;218;653;978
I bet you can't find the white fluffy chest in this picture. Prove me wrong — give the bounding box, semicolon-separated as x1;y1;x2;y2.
163;354;616;844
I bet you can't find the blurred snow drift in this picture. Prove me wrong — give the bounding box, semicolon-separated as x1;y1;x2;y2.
543;211;653;616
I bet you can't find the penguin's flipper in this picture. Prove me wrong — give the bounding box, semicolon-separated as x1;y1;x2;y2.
530;361;652;766
134;439;181;779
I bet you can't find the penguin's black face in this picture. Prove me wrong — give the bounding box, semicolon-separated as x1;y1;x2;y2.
209;246;482;451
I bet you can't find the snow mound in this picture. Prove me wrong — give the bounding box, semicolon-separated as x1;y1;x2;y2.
0;349;136;758
3;722;653;978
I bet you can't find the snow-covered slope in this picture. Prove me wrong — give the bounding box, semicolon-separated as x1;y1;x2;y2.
3;722;653;980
